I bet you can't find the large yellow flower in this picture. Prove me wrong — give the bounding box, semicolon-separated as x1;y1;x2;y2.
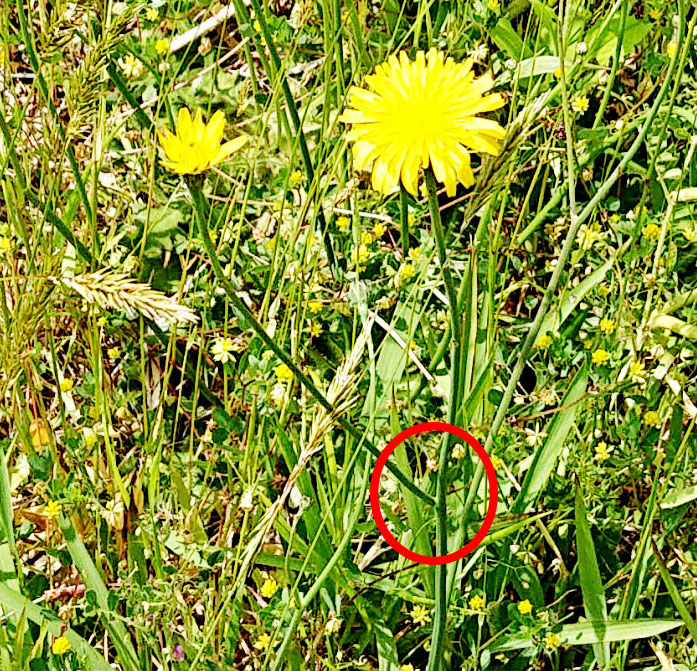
158;108;248;174
339;48;505;197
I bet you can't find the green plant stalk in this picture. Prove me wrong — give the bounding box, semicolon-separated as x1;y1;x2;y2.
399;184;410;257
186;176;434;505
461;0;686;536
425;170;463;671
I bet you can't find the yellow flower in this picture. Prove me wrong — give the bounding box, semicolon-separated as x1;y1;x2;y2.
107;347;119;358
487;0;500;10
275;363;294;384
260;577;278;599
289;169;303;186
0;237;12;252
517;599;533;615
118;53;143;79
339;48;505;197
408;246;423;262
577;222;602;250
361;231;374;245
648;7;663;19
594;440;612;462
642;222;661;240
666;40;678;59
396;262;416;286
254;632;272;650
83;427;98;448
145;7;159;21
536;334;553;350
351;244;369;266
643;410;660;426
545;632;562;649
451;443;465;460
52;636;71;655
158;108;248;175
336;215;351;231
629;360;646;383
211;336;235;364
44;500;62;519
491;455;503;470
155;38;169;56
60;378;74;392
591;348;610;366
309;322;323;338
469;594;486;611
571;95;590;114
400;665;416;671
409;604;432;625
599;318;615;335
372;222;386;237
308;300;323;314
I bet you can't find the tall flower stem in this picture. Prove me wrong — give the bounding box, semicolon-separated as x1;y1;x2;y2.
399;185;410;258
186;176;434;506
424;170;462;671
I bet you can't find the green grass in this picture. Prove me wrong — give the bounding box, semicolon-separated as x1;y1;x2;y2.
1;0;697;670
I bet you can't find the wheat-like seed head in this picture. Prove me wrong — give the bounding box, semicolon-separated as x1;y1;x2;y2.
54;269;198;324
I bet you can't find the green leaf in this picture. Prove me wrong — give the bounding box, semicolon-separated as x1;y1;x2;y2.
513;364;588;513
374;618;399;671
575;485;609;666
491;619;683;651
661;484;697;509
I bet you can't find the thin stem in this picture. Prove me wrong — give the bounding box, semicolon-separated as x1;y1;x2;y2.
399;184;410;258
187;176;434;506
425;170;462;671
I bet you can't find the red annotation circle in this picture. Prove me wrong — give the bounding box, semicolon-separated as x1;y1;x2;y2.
369;422;498;565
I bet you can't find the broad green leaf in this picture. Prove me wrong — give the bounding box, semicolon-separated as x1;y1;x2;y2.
491;619;683;651
575;485;609;666
661;484;697;509
488;18;531;60
513;364;588;513
374;618;399;671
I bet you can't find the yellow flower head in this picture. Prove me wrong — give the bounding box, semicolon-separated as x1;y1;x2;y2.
409;604;432;625
400;665;416;671
517;599;533;615
254;632;272;650
336;215;351;231
44;500;62;519
339;48;505;197
642;222;661;241
571;95;590;114
591;348;610;366
145;7;159;21
372;222;386;237
469;594;486;611
260;577;278;599
643;409;660;426
599;318;615;335
275;363;294;384
52;636;71;655
545;632;562;650
155;38;169;56
158;108;248;175
536;333;553;350
211;336;235;364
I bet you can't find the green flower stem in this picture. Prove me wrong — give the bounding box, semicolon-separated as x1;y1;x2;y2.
424;170;462;671
187;176;434;506
460;0;687;533
399;184;410;258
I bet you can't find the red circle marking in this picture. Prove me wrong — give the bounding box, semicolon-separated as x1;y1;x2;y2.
369;421;498;565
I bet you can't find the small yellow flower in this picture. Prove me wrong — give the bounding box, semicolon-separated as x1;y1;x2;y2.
408;246;423;263
642;222;661;240
158;108;248;175
336;215;350;231
308;300;323;314
399;665;415;671
594;440;612;462
591;348;610;366
289;169;303;186
275;363;294;384
211;336;235;364
118;53;143;79
361;231;374;245
397;262;416;285
629;360;646;383
351;244;369;266
609;213;622;224
648;7;663;20
52;636;71;655
107;347;119;358
339;48;505;197
83;427;98;448
372;222;386;237
260;577;278;599
487;0;500;10
155;38;169;56
253;632;272;650
451;444;466;460
491;455;503;470
517;599;533;615
553;66;562;79
145;7;159;21
571;95;590;114
44;500;62;519
0;237;12;253
252;18;262;32
599;318;615;335
469;594;486;611
545;632;562;650
577;222;602;250
409;604;432;625
60;378;74;392
536;334;553;350
666;40;678;59
309;322;323;338
643;410;660;426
